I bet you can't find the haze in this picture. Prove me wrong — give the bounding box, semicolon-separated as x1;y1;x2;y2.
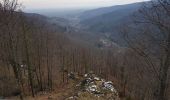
20;0;149;10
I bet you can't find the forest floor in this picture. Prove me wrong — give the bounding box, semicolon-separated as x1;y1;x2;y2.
6;72;121;100
7;82;76;100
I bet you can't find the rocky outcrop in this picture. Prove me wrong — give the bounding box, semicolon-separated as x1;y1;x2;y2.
66;72;120;100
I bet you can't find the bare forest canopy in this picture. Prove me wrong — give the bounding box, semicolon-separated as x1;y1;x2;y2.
0;0;170;100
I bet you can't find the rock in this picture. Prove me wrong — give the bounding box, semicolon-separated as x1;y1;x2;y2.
68;72;75;80
68;96;74;99
103;81;114;91
84;74;88;77
86;85;97;92
67;72;120;100
48;95;53;100
66;95;79;100
94;77;100;81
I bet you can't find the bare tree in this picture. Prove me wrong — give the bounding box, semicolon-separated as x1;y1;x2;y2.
122;0;170;99
0;0;25;99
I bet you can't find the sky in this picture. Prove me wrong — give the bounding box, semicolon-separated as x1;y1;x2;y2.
19;0;149;10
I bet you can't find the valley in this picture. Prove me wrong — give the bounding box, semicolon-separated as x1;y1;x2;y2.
0;0;170;100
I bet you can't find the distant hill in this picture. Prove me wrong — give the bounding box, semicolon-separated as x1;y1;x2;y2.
79;4;133;20
24;2;145;47
26;9;87;18
73;2;145;46
79;2;143;33
24;13;67;33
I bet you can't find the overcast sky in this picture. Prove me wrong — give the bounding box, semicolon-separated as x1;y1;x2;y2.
19;0;149;10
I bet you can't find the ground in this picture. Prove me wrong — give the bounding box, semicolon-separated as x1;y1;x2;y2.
7;73;121;100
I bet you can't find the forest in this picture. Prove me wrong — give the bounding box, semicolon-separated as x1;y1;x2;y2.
0;0;169;100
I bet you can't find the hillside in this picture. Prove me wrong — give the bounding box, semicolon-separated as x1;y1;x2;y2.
8;72;120;100
23;3;144;47
79;3;143;33
1;0;170;100
24;13;67;33
63;2;143;46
